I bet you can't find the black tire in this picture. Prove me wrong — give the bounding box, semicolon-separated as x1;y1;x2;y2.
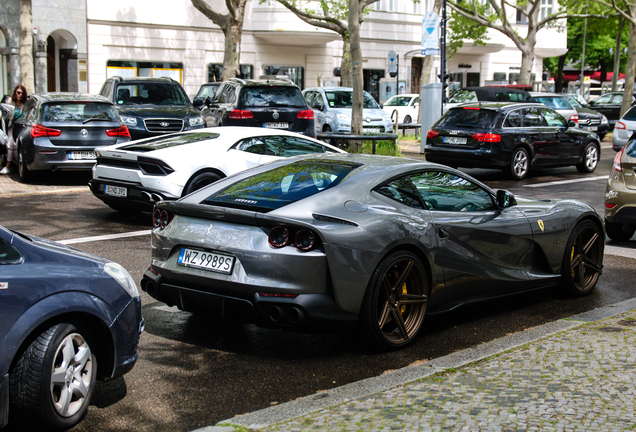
9;323;97;431
404;115;412;124
509;147;529;180
605;219;636;241
183;172;222;196
18;145;32;183
598;133;606;141
576;142;599;173
359;251;428;350
561;220;604;297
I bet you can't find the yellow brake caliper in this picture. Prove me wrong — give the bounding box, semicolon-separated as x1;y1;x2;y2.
401;283;407;314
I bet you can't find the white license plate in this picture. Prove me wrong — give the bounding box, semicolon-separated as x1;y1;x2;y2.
177;248;235;274
68;151;96;160
583;126;598;131
444;136;467;144
263;122;289;129
104;185;127;197
363;128;381;133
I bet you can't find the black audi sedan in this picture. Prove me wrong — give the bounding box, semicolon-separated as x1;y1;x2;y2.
11;93;130;183
425;102;602;180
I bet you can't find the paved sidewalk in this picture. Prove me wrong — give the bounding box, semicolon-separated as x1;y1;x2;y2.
200;298;636;432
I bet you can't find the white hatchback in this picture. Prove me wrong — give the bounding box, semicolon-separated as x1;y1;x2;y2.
89;127;345;212
382;94;420;124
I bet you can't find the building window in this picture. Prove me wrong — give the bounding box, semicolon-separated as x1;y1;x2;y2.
509;73;520;84
493;72;507;81
541;0;553;20
263;65;304;89
208;64;253;82
516;8;529;23
106;61;183;84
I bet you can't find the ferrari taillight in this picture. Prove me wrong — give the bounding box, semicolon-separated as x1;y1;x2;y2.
152;208;174;229
268;226;319;251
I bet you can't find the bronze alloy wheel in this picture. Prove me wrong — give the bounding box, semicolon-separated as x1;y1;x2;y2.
361;251;428;349
562;220;604;296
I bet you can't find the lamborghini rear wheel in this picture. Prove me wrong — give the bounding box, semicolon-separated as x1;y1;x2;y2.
360;251;428;350
561;220;604;296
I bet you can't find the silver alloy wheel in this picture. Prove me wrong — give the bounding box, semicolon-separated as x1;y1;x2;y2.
512;148;528;179
585;144;599;170
50;332;94;417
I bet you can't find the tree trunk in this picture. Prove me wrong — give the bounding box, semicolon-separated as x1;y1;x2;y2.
349;0;364;150
621;20;636;118
222;20;242;81
340;36;352;87
19;0;34;93
555;53;566;93
612;17;625;92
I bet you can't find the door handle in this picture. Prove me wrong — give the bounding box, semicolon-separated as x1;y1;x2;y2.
438;228;449;239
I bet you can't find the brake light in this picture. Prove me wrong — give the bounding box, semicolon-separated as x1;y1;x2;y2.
616;121;626;129
613;147;624;172
31;124;61;138
605;203;617;209
427;129;439;138
472;132;501;142
463;107;480;110
297;109;314;120
569;114;579;124
106;125;130;137
269;226;291;248
229;109;254;119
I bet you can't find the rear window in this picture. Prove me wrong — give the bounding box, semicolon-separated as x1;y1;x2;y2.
447;90;477;104
622;106;636;121
42;102;119;123
625;139;636;157
120;132;219;152
115;83;189;106
436;108;499;129
240;86;306;108
203;160;361;211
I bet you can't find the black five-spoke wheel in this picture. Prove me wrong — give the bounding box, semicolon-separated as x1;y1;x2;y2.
562;220;604;296
361;251;428;349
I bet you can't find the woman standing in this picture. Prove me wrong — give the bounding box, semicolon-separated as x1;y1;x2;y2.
1;85;27;175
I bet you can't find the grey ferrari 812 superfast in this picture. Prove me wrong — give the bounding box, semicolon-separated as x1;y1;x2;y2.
141;153;604;349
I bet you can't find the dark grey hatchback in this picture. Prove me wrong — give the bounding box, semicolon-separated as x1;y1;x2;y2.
425;102;602;180
11;93;130;183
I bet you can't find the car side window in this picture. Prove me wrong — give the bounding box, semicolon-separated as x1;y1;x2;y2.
374;177;424;209
521;107;546;127
540;108;566;127
237;137;266;154
22;99;37;122
0;238;22;264
503;110;522;128
269;136;330;156
409;171;496;212
612;94;624;105
304;91;314;106
593;94;613;105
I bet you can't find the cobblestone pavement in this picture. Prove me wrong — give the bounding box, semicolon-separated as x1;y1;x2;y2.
205;300;636;432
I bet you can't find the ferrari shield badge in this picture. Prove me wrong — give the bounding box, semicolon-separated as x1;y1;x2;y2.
538;220;545;231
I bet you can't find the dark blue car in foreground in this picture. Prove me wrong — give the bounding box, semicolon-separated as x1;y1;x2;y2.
0;226;143;431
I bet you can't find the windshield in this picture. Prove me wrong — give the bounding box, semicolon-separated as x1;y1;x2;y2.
196;84;221;99
202;160;361;211
566;96;583;108
240;86;306;108
324;91;379;109
115;83;190;106
42;102;119;123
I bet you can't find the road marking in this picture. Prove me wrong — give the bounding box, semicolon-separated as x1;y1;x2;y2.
523;175;608;188
605;245;636;260
58;230;151;245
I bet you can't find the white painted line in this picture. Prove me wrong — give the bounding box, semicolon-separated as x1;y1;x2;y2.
523;175;608;188
605;245;636;260
57;230;151;245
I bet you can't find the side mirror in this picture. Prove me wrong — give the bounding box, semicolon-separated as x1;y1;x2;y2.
192;97;204;108
313;102;324;111
497;190;517;208
379;103;384;109
567;120;577;128
204;96;212;107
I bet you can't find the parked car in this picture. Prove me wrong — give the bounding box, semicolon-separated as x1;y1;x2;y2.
612;105;636;151
564;94;609;140
444;86;532;111
0;225;143;431
199;78;316;137
424;102;602;180
141;153;604;350
89;127;345;212
382;93;419;123
98;76;205;140
302;87;393;135
10;93;130;183
588;91;636;130
192;82;222;109
529;92;579;124
605;138;636;241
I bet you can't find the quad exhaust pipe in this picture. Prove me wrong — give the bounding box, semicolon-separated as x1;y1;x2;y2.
140;191;164;203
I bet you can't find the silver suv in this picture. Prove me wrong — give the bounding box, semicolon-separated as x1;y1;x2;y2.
302;87;393;135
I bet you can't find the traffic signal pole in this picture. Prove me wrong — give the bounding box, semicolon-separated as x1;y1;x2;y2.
439;0;447;116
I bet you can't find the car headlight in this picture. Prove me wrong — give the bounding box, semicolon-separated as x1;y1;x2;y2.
120;115;137;126
383;115;392;122
189;115;205;126
337;113;351;121
105;262;140;298
602;115;608;124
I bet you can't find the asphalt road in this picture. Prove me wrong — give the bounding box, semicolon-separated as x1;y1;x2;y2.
2;139;636;432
